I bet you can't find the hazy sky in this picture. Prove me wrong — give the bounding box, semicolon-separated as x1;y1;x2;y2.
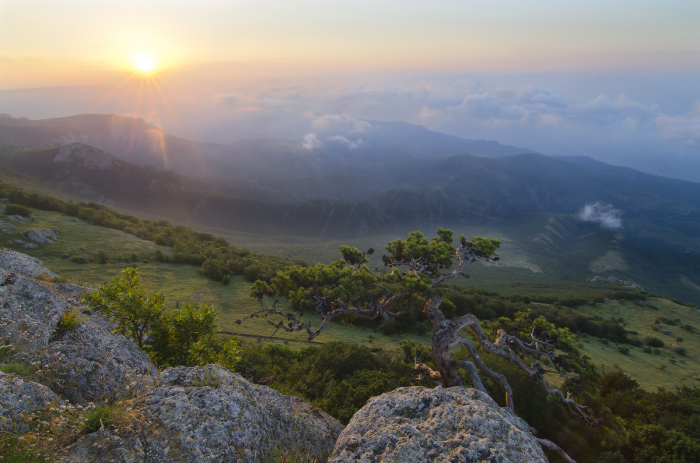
1;0;699;179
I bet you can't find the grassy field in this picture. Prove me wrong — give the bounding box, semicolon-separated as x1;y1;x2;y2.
574;298;700;390
3;206;699;390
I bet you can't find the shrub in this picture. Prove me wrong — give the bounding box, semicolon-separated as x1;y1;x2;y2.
676;337;684;342
55;309;84;337
61;253;70;259
645;336;665;348
643;347;652;354
71;255;88;264
617;345;630;355
97;249;109;264
681;324;693;332
4;203;32;217
674;346;687;356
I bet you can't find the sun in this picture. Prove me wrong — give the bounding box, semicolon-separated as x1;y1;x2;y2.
131;52;157;73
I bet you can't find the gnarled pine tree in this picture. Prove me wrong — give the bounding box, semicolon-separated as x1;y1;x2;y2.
240;228;598;462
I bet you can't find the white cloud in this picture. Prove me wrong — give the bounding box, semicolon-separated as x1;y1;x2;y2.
311;113;372;134
326;135;363;150
578;202;623;229
302;133;321;150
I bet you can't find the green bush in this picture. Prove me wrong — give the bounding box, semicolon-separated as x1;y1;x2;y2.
61;253;70;259
70;255;88;264
617;345;630;355
55;309;84;337
97;249;109;264
674;346;687;356
4;203;32;217
643;346;652;354
645;336;665;348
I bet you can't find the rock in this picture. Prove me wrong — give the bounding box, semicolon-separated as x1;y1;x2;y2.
329;386;548;463
0;249;57;279
54;143;118;170
61;365;343;463
60;429;145;463
0;222;13;229
23;243;38;249
14;314;157;404
0;270;68;351
661;330;671;335
26;228;59;243
0;372;59;432
7;215;28;222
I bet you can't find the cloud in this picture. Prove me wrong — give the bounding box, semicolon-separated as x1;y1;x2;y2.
578;202;623;229
311;113;372;134
302;133;321;150
655;103;700;147
326;135;363;150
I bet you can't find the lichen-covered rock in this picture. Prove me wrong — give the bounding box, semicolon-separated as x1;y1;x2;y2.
60;365;343;463
26;228;59;243
0;249;57;278
0;372;59;432
59;429;145;463
0;270;68;351
14;314;157;404
329;386;548;463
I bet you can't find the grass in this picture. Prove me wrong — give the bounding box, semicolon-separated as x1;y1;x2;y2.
575;298;700;390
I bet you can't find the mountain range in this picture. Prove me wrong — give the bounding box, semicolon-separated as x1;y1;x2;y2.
0;113;698;304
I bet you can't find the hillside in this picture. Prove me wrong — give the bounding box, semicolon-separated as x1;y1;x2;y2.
1;141;699;305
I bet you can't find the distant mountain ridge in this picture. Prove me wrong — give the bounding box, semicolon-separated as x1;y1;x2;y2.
0;114;533;181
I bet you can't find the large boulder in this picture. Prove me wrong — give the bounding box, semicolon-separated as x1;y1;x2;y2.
61;365;344;463
26;228;59;243
0;270;68;352
14;313;157;404
329;386;548;463
0;249;57;278
0;372;59;432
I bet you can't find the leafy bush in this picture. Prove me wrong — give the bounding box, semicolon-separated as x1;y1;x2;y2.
83;268;240;368
54;309;84;337
643;346;652;354
681;324;694;332
674;346;687;356
644;336;665;348
4;203;32;217
97;249;110;264
70;255;88;264
617;345;630;355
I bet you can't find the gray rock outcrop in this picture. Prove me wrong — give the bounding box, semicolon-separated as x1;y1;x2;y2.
329;386;548;463
0;372;59;432
0;249;57;278
61;365;344;463
26;228;59;243
0;269;68;352
14;314;157;404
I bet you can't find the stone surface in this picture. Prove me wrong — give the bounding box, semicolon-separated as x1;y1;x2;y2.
7;215;28;222
329;386;548;463
14;314;157;404
26;228;59;243
54;143;117;169
0;249;57;278
61;365;343;463
0;372;59;432
59;429;145;463
0;269;68;352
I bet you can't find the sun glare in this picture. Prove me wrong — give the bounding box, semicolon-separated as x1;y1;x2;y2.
132;52;157;73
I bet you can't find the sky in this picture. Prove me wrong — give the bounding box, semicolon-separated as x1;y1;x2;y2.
1;0;700;180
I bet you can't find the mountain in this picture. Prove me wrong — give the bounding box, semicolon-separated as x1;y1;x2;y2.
0;114;532;182
2;141;700;305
